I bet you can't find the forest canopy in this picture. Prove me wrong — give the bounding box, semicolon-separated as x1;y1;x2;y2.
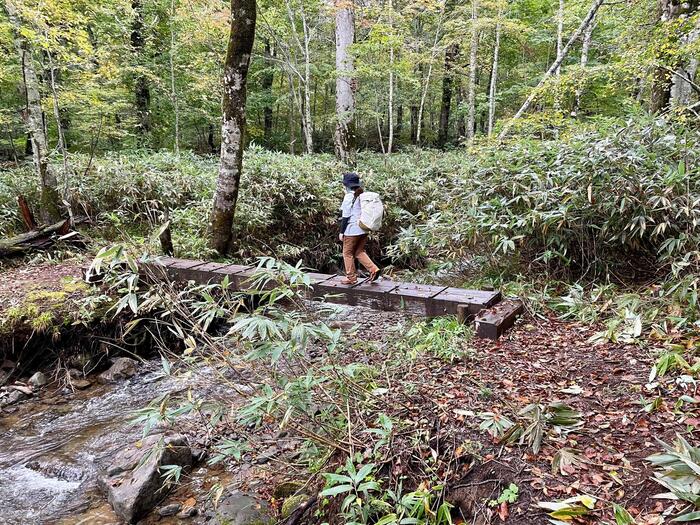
0;0;697;157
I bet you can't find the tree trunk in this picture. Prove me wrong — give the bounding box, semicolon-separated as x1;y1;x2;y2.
387;0;394;154
574;12;596;113
498;0;605;140
334;0;356;167
650;0;700;112
208;123;216;153
209;0;256;255
438;43;459;148
416;11;444;145
131;0;151;134
488;15;501;136
410;105;418;144
556;0;564;76
466;0;479;143
262;39;274;145
46;48;72;197
169;0;180;154
395;103;403;144
5;0;61;223
300;5;313;153
670;10;700;107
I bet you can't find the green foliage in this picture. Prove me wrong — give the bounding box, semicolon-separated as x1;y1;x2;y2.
400;317;473;362
647;435;700;522
489;483;519;507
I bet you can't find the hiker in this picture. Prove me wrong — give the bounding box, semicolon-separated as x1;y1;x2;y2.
338;172;382;285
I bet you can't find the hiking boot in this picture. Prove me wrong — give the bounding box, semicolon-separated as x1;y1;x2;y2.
341;277;357;285
369;268;383;283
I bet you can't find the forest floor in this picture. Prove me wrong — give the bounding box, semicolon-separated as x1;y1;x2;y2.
0;260;692;524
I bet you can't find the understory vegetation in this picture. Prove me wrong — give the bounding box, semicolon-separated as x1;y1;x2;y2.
3;116;698;344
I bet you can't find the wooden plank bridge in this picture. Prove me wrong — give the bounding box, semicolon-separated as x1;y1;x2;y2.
140;257;523;340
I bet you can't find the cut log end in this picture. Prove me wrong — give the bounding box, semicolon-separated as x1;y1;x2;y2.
474;298;524;340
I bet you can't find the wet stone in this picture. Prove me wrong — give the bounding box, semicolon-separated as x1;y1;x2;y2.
72;379;92;390
97;433;192;523
6;389;28;405
98;357;139;384
29;372;48;387
159;503;182;516
176;506;199;519
204;489;272;525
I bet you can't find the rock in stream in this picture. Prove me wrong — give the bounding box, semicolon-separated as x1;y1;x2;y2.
98;432;192;523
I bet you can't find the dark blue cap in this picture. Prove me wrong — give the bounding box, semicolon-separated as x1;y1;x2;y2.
342;172;362;189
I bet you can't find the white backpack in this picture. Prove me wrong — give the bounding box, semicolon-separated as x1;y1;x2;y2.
357;192;384;232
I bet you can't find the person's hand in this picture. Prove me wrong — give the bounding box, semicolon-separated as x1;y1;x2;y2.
338;234;344;242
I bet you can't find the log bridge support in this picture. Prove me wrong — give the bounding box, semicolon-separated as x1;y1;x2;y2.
140;257;523;340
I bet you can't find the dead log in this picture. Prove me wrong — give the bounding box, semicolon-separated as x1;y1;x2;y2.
0;218;84;258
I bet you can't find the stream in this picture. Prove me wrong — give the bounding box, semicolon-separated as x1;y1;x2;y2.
0;363;235;525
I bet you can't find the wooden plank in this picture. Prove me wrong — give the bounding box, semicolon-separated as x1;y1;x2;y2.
210;264;256;290
474;298;524;340
429;287;501;317
351;279;400;310
177;262;230;284
311;275;358;305
166;259;208;281
387;283;448;316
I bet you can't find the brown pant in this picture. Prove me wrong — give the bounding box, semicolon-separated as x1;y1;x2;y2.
342;234;378;280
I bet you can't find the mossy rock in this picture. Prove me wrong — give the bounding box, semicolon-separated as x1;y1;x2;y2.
281;494;309;519
272;480;304;499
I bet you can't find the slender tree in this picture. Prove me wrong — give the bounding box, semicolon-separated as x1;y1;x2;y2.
556;0;564;76
4;0;62;222
209;0;256;255
498;0;605;139
488;9;502;136
262;39;275;146
334;0;356;166
438;42;459;148
169;0;180;153
131;0;151;134
466;0;479;143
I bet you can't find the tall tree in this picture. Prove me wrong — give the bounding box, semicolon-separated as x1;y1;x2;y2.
498;0;605;139
131;0;151;135
334;0;356;166
4;0;62;222
488;8;502;136
437;42;459;148
209;0;256;255
466;0;479;143
556;0;564;76
262;39;275;145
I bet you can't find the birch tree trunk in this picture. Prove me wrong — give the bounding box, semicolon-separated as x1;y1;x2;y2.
209;0;256;255
488;14;502;136
466;0;479;143
498;0;605;140
5;0;62;222
556;0;564;76
300;4;313;153
334;0;356;166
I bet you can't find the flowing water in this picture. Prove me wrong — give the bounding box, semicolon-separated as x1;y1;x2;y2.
0;364;232;525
